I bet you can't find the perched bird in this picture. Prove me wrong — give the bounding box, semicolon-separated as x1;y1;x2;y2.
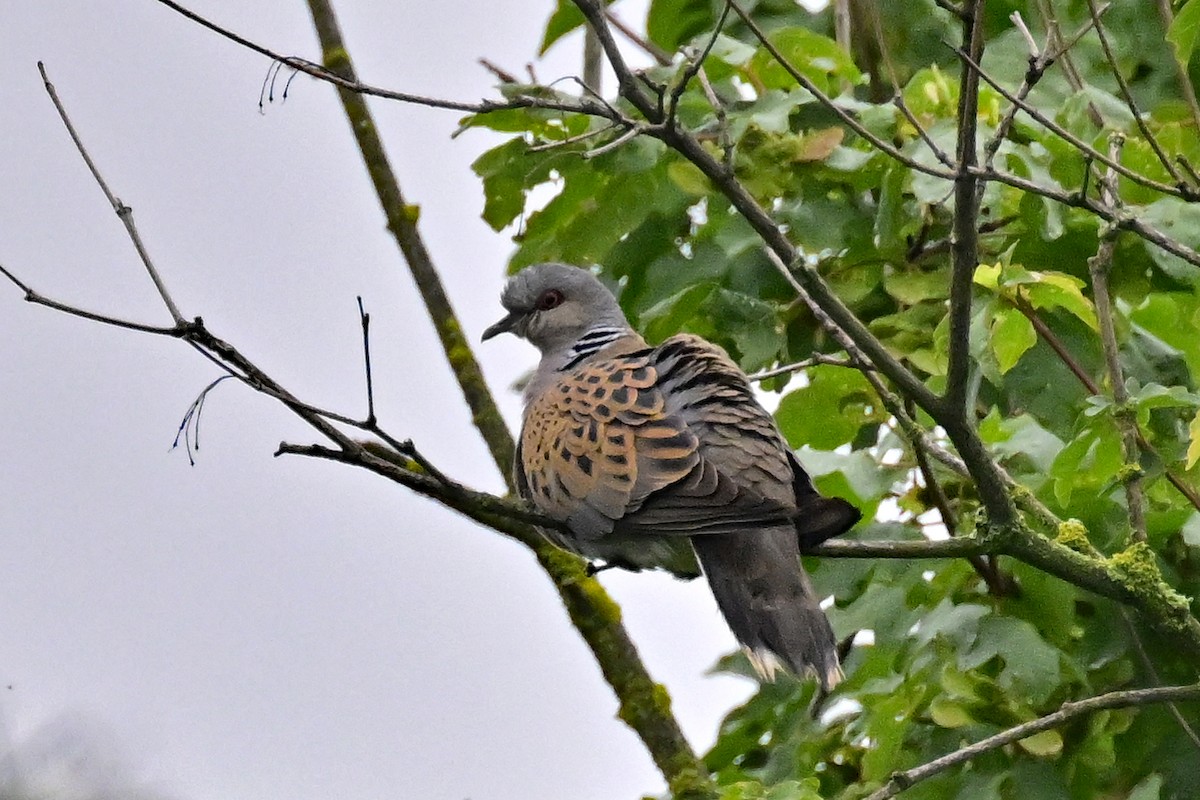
483;263;860;687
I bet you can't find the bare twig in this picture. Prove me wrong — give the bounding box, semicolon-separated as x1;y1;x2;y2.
893;94;956;168
865;682;1200;800
980;10;1064;174
38;62;185;325
1033;0;1105;128
666;2;731;124
357;296;376;426
583;123;646;158
478;58;519;84
748;354;870;382
150;0;618;120
0;263;183;335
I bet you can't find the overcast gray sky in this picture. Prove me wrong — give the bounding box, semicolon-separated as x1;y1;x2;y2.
1;3;759;798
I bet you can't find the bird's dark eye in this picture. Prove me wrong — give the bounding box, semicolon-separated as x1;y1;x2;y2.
536;289;564;310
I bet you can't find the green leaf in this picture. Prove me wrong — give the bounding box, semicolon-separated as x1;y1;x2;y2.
1185;407;1200;470
1018;729;1064;757
1139;199;1200;285
1021;272;1098;331
1168;0;1200;68
929;696;975;728
775;365;887;450
540;0;586;53
990;306;1037;373
884;267;951;304
962;616;1061;704
640;282;717;339
747;27;861;94
647;0;714;52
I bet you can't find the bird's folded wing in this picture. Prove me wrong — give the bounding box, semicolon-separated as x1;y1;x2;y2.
519;334;804;540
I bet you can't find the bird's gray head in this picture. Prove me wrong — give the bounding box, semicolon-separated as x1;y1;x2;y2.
481;263;630;353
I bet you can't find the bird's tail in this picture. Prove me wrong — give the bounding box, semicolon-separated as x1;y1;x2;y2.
691;527;841;689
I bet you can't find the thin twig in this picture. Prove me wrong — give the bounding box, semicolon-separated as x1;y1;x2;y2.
478;58;518;84
1033;0;1105;128
748;354;870;381
893;94;956;169
1087;0;1187;187
150;0;618;119
527;123;617;151
666;3;731;124
0;263;184;335
1120;608;1200;753
954;45;1200;201
357;296;376;426
583;124;645;158
38;62;185;324
1089;134;1147;542
865;682;1200;800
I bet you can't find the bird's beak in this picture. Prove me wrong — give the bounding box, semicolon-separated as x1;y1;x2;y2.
481;311;519;342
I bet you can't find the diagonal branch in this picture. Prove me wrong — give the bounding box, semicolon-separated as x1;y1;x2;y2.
1086;0;1187;188
38;63;185;325
304;0;516;482
865;682;1200;800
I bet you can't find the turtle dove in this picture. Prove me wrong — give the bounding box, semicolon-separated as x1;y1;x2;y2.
483;263;860;687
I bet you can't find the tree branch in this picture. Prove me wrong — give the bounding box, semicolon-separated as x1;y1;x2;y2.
865;682;1200;800
943;0;985;415
303;0;516;481
1088;136;1148;543
149;0;616;119
38;62;185;325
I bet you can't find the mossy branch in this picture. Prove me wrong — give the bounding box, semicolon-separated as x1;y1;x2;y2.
304;0;515;481
301;1;714;794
